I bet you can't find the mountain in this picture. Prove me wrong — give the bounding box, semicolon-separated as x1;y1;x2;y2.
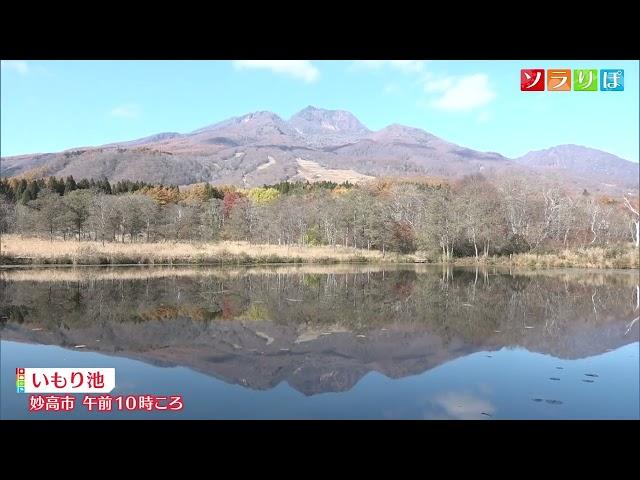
366;123;442;144
288;105;370;148
1;107;638;194
290;105;369;135
516;144;639;193
103;131;182;148
189;110;300;145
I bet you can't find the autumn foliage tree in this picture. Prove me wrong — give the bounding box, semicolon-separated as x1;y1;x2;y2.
222;191;245;219
1;173;637;258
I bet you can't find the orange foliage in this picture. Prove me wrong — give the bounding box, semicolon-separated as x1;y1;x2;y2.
9;167;50;181
330;186;352;197
140;185;181;205
596;195;618;205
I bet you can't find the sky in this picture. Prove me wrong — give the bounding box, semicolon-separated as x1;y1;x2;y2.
1;60;638;162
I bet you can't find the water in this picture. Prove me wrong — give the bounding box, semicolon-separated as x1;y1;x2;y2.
1;265;638;419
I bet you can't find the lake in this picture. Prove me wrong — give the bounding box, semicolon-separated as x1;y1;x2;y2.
1;264;638;419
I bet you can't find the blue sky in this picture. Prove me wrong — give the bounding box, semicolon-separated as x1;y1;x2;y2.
1;60;638;161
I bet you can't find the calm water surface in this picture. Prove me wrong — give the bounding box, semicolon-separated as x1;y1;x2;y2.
1;265;638;419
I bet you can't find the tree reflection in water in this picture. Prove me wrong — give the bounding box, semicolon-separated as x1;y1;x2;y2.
1;265;638;395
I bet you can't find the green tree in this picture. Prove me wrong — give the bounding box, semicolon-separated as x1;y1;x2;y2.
20;189;33;205
64;176;77;194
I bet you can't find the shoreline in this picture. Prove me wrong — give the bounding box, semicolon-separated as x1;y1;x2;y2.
1;236;638;270
1;258;639;270
1;257;638;271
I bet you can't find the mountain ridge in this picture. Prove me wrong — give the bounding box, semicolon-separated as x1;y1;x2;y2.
1;106;638;195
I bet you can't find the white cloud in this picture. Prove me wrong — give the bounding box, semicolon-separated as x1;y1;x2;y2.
232;60;319;83
430;392;496;420
110;104;140;119
426;74;496;112
352;60;426;73
1;60;29;75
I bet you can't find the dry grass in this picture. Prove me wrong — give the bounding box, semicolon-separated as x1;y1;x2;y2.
1;235;637;270
0;235;397;266
295;159;375;184
453;244;639;269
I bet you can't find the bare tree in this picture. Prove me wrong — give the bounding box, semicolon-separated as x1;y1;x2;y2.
28;189;66;241
456;175;503;259
63;190;92;241
0;195;16;254
499;178;530;239
623;195;639;247
420;187;461;261
89;193;120;245
200;198;223;241
557;196;578;246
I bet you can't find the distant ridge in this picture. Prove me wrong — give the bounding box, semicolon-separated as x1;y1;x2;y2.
2;107;638;194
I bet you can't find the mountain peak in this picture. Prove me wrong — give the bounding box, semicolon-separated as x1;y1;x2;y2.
299;105;321;113
367;123;439;145
289;106;369;135
239;111;284;123
191;111;286;134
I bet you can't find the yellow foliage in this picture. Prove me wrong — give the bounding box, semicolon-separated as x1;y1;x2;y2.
11;167;50;181
331;186;352;197
180;183;210;203
247;187;280;203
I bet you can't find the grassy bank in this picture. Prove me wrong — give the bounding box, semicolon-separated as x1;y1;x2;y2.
0;235;403;266
0;235;637;269
450;244;639;269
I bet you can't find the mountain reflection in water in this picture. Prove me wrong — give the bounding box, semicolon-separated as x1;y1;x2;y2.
1;265;638;397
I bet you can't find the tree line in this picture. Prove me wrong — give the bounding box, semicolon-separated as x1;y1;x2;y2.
0;174;638;257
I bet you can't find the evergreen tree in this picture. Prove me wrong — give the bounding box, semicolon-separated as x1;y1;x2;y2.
27;180;40;199
15;179;28;200
99;178;112;194
20;189;32;204
64;175;77;194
